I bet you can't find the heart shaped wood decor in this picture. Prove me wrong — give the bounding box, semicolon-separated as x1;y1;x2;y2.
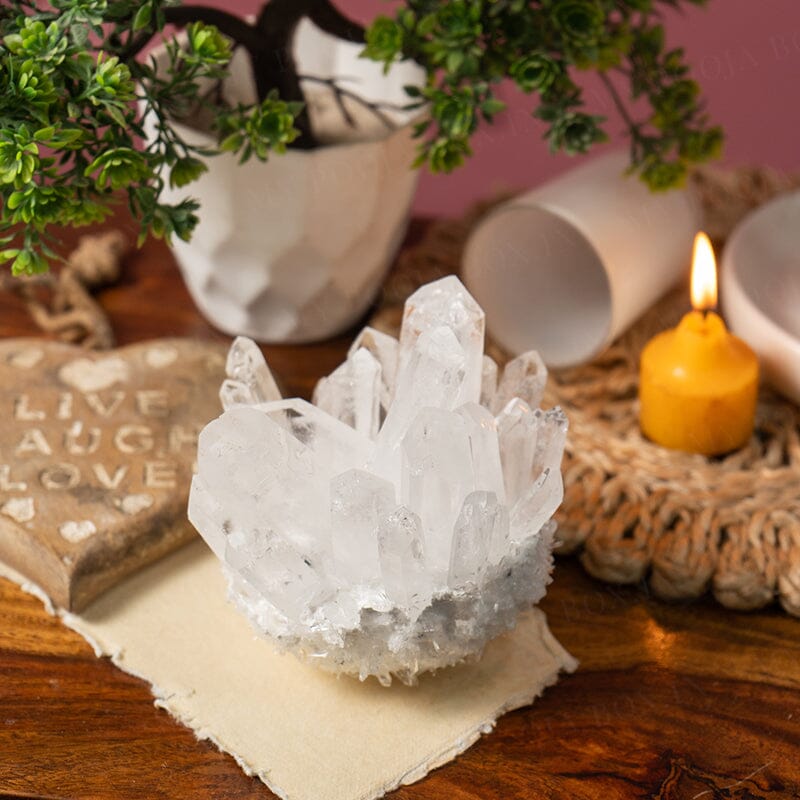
0;338;227;610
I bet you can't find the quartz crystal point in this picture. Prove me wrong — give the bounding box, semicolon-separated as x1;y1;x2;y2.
330;469;394;585
531;406;569;482
492;351;548;415
480;355;499;409
191;404;327;556
510;408;568;544
231;531;327;620
449;491;509;587
400;403;504;571
398;276;485;407
188;277;568;686
347;327;398;415
220;336;281;410
376;325;466;469
401;406;476;571
313;348;382;439
187;475;226;561
497;399;538;505
457;403;506;504
377;505;429;608
259;398;373;478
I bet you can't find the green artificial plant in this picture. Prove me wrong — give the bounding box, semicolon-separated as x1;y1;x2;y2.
0;0;722;275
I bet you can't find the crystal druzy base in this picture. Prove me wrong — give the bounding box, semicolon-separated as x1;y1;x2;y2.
189;277;567;685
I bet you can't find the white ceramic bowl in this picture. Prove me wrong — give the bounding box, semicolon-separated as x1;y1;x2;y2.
722;190;800;405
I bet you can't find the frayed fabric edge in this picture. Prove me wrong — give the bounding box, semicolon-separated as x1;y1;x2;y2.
0;559;577;800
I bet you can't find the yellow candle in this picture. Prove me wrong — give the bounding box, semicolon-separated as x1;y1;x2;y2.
639;232;758;455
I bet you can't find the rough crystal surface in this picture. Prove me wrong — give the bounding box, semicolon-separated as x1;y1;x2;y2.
189;276;567;685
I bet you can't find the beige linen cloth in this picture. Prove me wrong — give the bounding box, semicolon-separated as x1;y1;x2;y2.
1;540;576;800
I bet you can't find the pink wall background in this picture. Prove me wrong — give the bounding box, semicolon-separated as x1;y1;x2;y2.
226;0;800;216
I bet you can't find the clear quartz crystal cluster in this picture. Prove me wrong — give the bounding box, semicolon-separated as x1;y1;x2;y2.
189;277;567;685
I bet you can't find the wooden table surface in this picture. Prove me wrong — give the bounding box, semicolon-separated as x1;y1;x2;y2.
1;218;799;800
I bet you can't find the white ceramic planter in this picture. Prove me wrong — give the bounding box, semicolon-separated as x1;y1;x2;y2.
147;20;423;343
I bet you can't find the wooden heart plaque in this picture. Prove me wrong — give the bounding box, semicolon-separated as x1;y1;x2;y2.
0;338;227;610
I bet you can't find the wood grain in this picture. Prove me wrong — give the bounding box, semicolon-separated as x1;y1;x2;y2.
1;217;799;800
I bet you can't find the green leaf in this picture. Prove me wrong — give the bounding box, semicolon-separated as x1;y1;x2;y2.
399;8;415;29
50;128;84;147
72;23;90;48
169;157;208;188
220;132;243;152
106;105;128;128
0;0;722;277
133;4;152;32
446;50;464;73
481;98;506;116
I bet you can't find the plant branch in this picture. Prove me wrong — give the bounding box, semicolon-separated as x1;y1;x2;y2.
122;6;262;61
599;71;641;140
165;6;262;52
121;31;153;61
126;0;369;149
300;74;414;131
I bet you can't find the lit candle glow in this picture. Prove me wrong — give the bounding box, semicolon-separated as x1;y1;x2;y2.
690;231;718;312
639;233;759;455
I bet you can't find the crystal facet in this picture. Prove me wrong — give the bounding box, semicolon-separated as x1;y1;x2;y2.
313;347;382;439
449;490;508;587
258;398;374;477
492;350;547;415
348;327;398;415
377;505;429;608
401;406;475;571
398;276;485;407
189;277;567;685
330;468;395;585
496;398;538;504
457;403;506;504
480;355;499;409
510;408;568;544
220;336;281;410
375;325;466;473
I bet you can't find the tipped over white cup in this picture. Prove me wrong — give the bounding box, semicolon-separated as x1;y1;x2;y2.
463;151;701;367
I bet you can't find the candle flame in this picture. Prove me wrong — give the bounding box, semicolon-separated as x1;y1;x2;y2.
691;231;718;312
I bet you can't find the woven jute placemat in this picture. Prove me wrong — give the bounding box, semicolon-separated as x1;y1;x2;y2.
370;165;800;618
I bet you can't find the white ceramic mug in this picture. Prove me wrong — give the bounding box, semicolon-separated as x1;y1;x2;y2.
462;151;701;367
